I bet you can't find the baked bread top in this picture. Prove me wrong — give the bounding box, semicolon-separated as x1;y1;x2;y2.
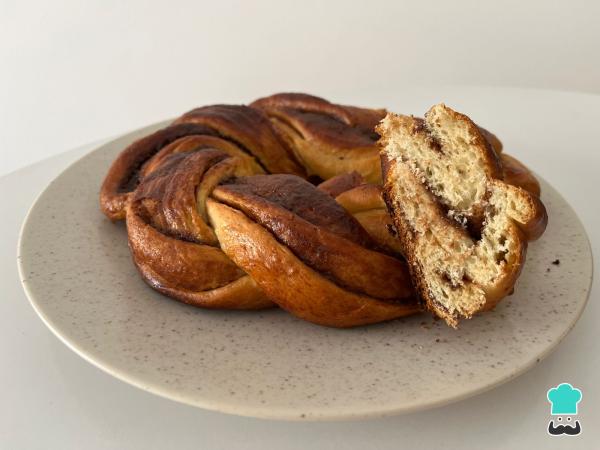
207;173;418;327
251;93;386;183
100;94;390;221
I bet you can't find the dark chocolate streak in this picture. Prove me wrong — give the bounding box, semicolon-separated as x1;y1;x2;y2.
118;123;218;193
119;122;270;194
410;118;487;239
132;150;229;244
273;109;379;147
176;104;299;173
211;175;408;298
217;174;375;247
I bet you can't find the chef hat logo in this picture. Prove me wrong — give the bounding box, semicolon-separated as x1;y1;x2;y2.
547;383;582;415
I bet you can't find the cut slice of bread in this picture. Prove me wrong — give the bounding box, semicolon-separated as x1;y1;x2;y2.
378;104;547;327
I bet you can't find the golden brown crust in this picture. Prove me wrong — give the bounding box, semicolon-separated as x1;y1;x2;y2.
251;93;386;183
140;135;265;179
317;174;404;255
250;93;385;132
174;105;305;176
100;123;217;221
501;153;541;197
206;199;419;327
479;126;503;154
334;183;386;213
330;182;405;255
211;175;414;302
100;94;421;326
113;127;419;324
126;149;273;309
213;174;375;248
317;171;365;198
100;105;305;221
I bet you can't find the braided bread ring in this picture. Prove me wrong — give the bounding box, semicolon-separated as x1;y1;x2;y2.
101;93;545;328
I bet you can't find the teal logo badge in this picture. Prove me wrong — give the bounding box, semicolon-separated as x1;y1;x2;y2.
547;383;582;436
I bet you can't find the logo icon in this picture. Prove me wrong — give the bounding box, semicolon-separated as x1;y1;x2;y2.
547;383;582;436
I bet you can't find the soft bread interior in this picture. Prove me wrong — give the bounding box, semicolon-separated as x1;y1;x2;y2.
380;104;541;326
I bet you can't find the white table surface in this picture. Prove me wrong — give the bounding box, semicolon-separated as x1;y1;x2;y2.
2;87;599;449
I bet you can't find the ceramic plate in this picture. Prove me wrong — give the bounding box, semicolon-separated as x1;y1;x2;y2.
18;107;592;421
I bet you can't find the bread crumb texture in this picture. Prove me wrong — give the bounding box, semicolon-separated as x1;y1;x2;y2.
378;104;547;327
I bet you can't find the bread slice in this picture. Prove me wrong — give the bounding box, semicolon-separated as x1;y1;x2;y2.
378;104;547;327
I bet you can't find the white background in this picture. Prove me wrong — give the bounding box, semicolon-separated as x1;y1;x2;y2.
2;0;600;175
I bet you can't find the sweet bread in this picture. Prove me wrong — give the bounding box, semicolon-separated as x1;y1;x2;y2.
100;93;546;328
101;94;421;327
378;104;547;327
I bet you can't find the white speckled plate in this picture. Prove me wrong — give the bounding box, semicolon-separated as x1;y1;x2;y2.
18;119;592;421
